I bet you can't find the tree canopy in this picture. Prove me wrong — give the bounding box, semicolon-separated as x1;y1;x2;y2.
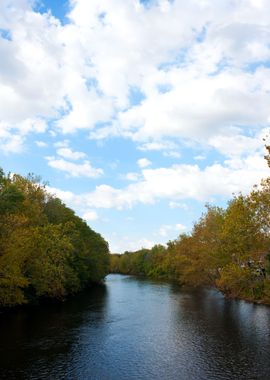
0;170;109;307
110;143;270;305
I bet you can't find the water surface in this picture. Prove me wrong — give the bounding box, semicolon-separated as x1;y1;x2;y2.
0;274;270;379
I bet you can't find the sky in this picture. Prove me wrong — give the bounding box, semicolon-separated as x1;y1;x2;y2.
1;0;270;253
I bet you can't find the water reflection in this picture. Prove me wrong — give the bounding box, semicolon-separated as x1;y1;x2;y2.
173;286;270;379
0;275;269;380
0;284;108;379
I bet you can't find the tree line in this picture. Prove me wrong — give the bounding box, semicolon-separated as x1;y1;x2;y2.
110;146;270;305
0;169;110;307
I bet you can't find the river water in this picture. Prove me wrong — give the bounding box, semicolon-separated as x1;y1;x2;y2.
0;274;270;379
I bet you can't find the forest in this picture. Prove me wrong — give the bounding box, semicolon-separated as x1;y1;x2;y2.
2;144;270;308
0;169;110;308
110;145;270;305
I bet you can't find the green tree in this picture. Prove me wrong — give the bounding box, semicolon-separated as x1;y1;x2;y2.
0;168;110;308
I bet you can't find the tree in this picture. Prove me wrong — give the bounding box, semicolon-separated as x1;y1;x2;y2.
0;168;110;308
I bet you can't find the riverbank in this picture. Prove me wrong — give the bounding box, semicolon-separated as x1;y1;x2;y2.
110;269;270;306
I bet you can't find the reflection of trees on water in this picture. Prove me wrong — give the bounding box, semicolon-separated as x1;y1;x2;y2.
170;285;270;380
1;276;270;380
0;284;108;379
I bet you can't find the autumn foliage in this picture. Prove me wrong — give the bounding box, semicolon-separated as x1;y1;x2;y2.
111;144;270;304
0;170;109;307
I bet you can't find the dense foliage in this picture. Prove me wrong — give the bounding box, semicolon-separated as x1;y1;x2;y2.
0;169;110;307
111;146;270;305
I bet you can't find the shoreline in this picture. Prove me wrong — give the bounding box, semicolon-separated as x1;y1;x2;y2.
109;271;270;307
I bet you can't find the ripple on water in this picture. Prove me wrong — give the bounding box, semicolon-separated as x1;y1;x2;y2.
0;274;270;380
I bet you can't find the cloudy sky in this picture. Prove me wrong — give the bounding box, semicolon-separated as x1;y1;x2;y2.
1;0;270;252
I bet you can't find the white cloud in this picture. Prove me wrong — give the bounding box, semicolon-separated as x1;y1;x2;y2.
208;132;264;157
126;172;140;181
47;153;269;211
0;133;24;154
109;236;156;253
0;118;47;154
1;0;270;155
54;140;69;148
194;155;206;161
46;157;103;178
56;147;87;160
120;137;182;160
35;140;48;148
0;0;270;159
0;7;65;132
176;223;186;231
118;69;270;144
137;158;151;168
82;210;98;221
159;223;186;237
138;141;177;151
47;186;75;203
105;223;187;252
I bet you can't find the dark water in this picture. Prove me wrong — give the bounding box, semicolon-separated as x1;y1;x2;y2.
0;275;270;380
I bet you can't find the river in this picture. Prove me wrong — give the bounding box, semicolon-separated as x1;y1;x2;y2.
0;274;270;379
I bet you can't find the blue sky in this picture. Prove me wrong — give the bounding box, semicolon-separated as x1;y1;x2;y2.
1;0;270;252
